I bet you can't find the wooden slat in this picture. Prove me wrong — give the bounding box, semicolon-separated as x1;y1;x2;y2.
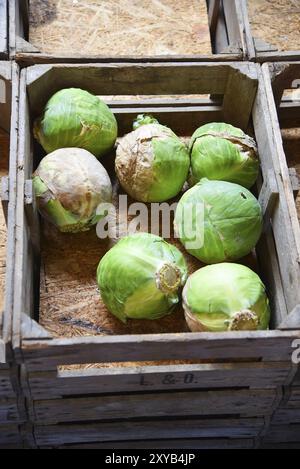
15;53;244;67
264;424;300;444
286;387;300;407
294;367;300;387
20;331;300;371
208;0;221;38
34;417;264;446
25;63;237;116
255;65;300;320
272;409;300;425
33;389;277;425
256;52;300;63
222;0;245;54
0;424;22;446
2;63;19;356
26;362;291;400
0;370;15;399
0;0;8;58
56;438;255;449
222;62;257;129
0;399;22;424
0;62;11;133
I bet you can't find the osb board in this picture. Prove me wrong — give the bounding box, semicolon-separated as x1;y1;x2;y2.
39;146;259;341
248;0;300;52
0;129;8;317
281;128;300;221
29;0;212;56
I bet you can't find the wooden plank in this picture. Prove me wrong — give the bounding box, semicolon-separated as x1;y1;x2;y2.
0;62;11;133
294;367;300;386
2;62;19;355
0;0;8;58
33;389;277;425
222;0;245;55
108;106;223;136
264;424;300;444
0;399;22;424
15;53;243;67
272;409;300;425
0;425;22;446
261;442;300;449
56;438;255;449
256;52;300;63
13;69;37;353
286;387;300;407
20;331;300;371
25;63;235;116
0;370;15;399
208;0;221;39
34;417;264;446
256;65;300;318
26;362;291;400
222;63;258;129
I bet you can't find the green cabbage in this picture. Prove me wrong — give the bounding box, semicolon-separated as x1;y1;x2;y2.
174;179;262;263
97;233;188;322
183;263;270;332
33;148;112;232
115;115;190;202
190;122;259;188
34;88;118;158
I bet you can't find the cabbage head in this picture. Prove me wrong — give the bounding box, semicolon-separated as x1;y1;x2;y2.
183;263;270;332
34;88;118;158
33;148;112;232
115;115;190;202
174;179;262;263
97;233;188;322
190;122;259;188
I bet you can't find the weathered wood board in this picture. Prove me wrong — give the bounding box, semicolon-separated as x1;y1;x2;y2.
34;417;264;447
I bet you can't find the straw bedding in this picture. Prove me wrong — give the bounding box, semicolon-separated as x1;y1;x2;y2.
29;0;212;56
248;0;300;51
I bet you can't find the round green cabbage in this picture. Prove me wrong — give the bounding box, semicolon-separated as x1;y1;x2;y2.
190;122;259;188
33;148;112;233
97;233;188;322
174;179;262;263
34;88;118;158
115;115;190;202
183;263;270;332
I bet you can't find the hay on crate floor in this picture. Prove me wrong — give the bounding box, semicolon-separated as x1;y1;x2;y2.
29;0;212;56
248;0;300;51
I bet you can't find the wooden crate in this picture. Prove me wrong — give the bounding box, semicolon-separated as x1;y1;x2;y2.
9;0;250;65
243;2;300;63
13;61;300;448
0;1;8;59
